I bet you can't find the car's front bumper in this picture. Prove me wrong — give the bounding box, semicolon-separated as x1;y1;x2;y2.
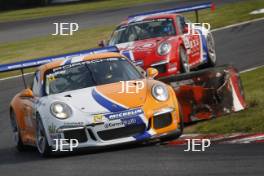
49;126;182;151
46;108;181;151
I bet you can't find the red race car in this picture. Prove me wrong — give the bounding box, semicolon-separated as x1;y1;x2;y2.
104;3;216;79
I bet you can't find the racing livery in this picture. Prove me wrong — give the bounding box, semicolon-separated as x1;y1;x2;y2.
105;6;216;78
9;52;182;156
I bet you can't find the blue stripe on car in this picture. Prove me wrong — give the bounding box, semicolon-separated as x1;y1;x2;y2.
134;131;151;141
92;89;126;112
92;88;150;140
196;29;208;62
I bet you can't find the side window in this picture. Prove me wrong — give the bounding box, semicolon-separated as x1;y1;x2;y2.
32;71;40;96
176;15;186;35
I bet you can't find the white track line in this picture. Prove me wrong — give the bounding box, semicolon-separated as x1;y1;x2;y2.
211;17;264;32
1;18;264;81
240;65;264;73
0;72;34;81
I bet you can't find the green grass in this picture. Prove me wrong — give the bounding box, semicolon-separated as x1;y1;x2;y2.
0;0;160;23
0;25;114;65
0;25;115;78
192;0;264;29
185;66;264;134
0;0;264;79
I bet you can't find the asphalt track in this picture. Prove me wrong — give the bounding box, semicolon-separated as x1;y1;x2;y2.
0;0;244;43
1;2;264;176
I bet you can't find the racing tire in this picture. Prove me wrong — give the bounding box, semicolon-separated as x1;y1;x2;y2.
205;32;216;68
36;115;52;157
179;46;190;73
10;110;26;152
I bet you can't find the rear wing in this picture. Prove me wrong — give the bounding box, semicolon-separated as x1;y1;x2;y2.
0;46;119;73
128;2;215;23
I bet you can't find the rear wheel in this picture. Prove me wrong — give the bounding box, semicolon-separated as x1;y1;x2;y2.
10;110;26;152
205;32;216;67
179;46;190;73
36;116;51;157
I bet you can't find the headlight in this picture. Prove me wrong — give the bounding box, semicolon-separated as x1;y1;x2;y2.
157;42;171;55
50;102;72;119
152;84;169;101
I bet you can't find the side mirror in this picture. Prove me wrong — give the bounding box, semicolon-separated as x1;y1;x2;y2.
98;40;106;47
20;88;34;98
146;68;158;78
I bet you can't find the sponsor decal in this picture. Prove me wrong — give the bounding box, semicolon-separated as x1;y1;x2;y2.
57;122;84;130
104;118;137;129
93;114;104;123
104;108;143;120
52;57;123;72
63;122;84;126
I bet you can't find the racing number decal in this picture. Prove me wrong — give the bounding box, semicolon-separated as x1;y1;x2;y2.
187;32;201;65
190;35;200;53
183;34;200;57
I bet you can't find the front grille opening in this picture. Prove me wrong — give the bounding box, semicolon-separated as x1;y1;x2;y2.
64;129;88;143
153;64;167;73
153;112;172;129
87;128;97;141
97;124;146;141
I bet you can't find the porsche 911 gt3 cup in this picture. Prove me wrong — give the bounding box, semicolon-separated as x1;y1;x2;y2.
101;2;216;78
9;52;182;156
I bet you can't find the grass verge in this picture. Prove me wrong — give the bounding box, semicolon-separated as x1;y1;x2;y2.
0;0;160;23
185;66;264;134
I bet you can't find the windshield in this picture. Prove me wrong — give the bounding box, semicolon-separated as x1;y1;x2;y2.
44;58;143;95
109;18;176;45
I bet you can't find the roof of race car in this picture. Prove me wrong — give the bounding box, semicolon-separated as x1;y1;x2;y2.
39;52;124;73
119;14;177;26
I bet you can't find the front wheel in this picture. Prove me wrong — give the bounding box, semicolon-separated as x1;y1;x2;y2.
36;116;52;157
205;32;216;67
179;46;190;73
